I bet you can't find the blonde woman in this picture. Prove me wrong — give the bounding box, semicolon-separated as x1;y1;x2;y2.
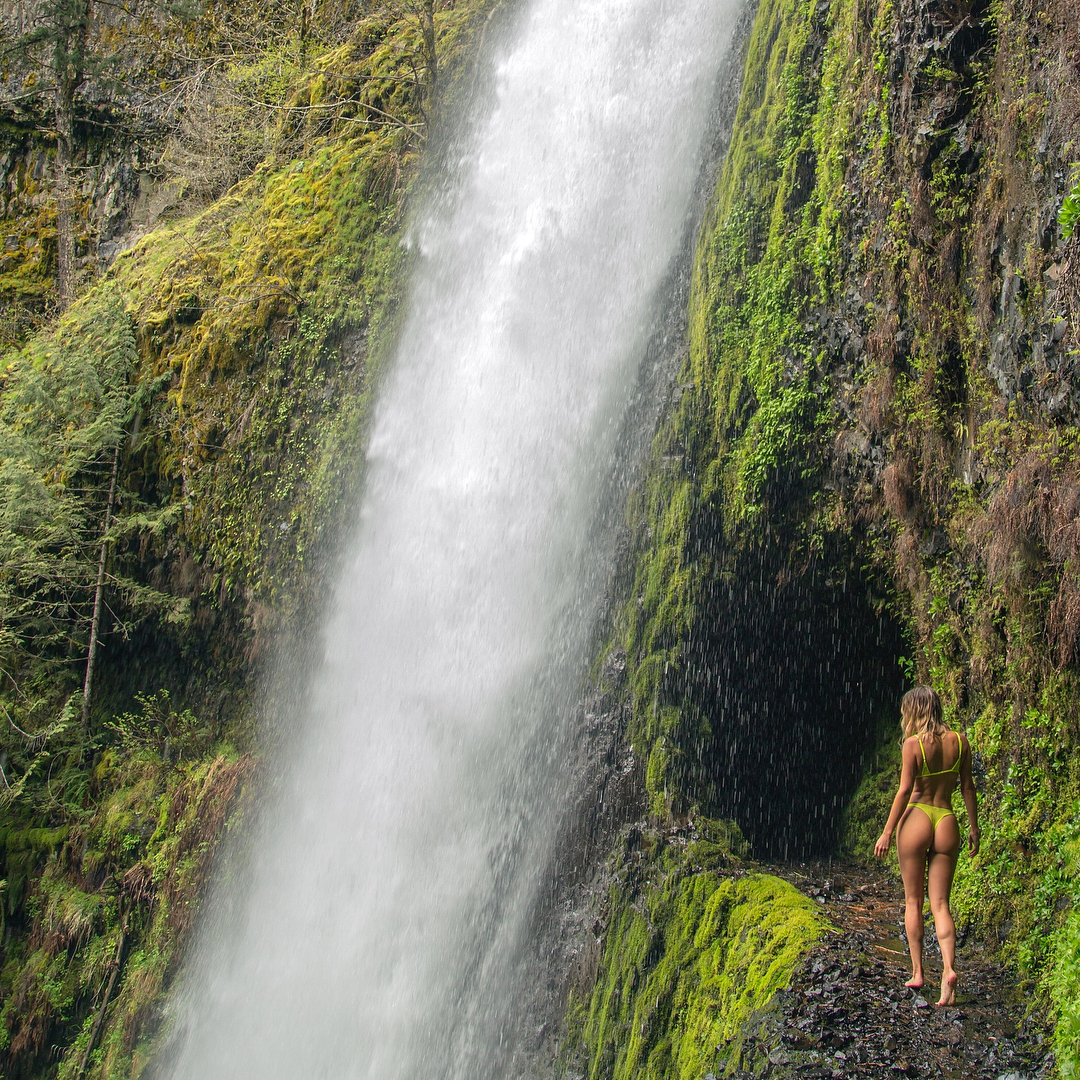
874;686;979;1006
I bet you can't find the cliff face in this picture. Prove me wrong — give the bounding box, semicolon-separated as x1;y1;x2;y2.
598;0;1080;1068
0;5;497;1076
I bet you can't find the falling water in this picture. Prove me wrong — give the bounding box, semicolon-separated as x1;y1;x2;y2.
166;1;738;1077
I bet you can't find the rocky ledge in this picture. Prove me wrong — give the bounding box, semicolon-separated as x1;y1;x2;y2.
747;863;1053;1080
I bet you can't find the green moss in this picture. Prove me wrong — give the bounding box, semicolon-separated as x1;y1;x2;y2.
0;827;70;854
1051;904;1080;1078
840;734;901;860
576;828;824;1080
0;708;254;1077
619;0;838;809
614;0;1077;1055
89;1;498;656
103;133;405;627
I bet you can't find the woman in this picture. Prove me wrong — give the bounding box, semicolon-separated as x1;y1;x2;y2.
874;686;979;1007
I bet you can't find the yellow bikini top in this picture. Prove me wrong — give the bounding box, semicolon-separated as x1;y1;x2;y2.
917;731;962;777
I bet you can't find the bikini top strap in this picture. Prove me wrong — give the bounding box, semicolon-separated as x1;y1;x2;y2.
917;735;928;774
952;730;962;772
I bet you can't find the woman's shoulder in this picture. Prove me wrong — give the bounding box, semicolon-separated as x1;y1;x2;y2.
901;734;922;757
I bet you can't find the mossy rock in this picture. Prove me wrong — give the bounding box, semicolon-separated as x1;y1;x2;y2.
573;824;825;1080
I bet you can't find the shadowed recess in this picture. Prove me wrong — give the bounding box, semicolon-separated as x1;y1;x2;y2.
682;543;906;858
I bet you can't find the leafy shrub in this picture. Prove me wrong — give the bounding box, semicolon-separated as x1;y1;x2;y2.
1061;171;1080;240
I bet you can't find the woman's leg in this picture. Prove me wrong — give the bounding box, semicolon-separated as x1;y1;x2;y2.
897;807;932;988
928;815;962;1006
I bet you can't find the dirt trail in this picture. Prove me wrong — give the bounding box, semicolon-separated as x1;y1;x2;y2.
752;861;1054;1080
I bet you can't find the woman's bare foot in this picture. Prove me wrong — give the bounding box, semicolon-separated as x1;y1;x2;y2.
936;969;958;1007
905;973;924;990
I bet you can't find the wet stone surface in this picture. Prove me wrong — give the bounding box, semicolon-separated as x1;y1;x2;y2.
745;862;1054;1080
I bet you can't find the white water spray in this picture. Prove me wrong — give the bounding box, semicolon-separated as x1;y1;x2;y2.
167;2;738;1076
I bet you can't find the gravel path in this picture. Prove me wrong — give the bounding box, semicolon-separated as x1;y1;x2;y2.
751;862;1055;1080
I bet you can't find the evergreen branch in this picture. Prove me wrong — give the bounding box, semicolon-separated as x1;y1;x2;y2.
1;696;49;743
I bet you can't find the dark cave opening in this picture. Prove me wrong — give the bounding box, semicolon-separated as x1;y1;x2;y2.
678;541;907;859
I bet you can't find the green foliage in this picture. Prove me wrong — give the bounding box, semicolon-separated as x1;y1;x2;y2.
101;0;495;628
0;0;196;104
160;1;448;205
1061;171;1080;241
1052;906;1080;1078
106;690;212;762
575;826;823;1080
0;702;252;1078
0;0;199;301
0;286;184;778
613;0;1079;1059
161;42;310;203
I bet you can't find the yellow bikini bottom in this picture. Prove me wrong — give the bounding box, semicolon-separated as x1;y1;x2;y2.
908;802;956;830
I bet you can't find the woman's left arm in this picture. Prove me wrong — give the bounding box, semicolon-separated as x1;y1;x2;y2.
874;739;917;858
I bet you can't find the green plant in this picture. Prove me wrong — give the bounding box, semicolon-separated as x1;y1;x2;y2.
106;690;211;763
0;286;185;788
1051;907;1080;1078
1061;170;1080;240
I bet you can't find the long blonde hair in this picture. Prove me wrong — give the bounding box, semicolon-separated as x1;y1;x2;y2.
901;685;947;740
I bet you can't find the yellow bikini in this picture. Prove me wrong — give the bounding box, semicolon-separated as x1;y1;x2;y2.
908;731;961;830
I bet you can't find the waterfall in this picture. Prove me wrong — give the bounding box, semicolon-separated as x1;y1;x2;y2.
165;1;738;1076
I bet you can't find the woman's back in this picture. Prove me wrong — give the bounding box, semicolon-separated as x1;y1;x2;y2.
908;731;963;806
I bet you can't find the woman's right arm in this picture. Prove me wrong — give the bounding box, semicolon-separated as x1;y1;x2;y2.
959;733;979;856
874;739;917;859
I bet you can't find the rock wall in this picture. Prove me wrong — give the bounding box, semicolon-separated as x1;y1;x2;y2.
0;138;175;295
584;0;1080;1069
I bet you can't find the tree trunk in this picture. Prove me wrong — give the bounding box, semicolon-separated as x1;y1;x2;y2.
54;93;77;306
82;441;119;736
420;0;437;127
51;0;90;307
75;911;128;1080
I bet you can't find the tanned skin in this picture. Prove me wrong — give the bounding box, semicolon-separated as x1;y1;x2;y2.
874;732;979;1006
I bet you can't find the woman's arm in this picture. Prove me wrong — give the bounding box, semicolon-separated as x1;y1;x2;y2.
958;733;979;856
874;739;917;858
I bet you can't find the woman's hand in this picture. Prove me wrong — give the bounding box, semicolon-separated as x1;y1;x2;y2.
968;826;980;856
874;830;892;859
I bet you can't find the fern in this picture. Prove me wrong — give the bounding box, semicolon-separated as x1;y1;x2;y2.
1061;172;1080;240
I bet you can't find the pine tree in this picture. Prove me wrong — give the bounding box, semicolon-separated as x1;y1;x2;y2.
0;285;185;800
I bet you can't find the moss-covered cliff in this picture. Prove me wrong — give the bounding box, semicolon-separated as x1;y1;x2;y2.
0;3;499;1076
589;0;1080;1069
